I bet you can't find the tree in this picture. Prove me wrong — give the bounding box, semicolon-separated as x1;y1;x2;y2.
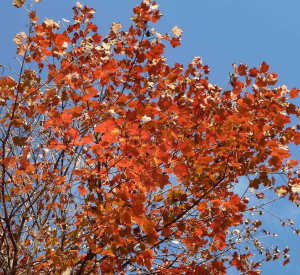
1;0;300;274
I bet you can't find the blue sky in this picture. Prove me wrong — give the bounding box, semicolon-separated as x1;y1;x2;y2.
2;0;300;274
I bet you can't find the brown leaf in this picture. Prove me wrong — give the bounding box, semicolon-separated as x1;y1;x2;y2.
111;22;121;31
13;34;23;45
283;258;290;266
275;186;288;197
76;1;83;9
13;0;25;8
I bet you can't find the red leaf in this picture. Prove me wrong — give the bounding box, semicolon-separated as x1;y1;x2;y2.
237;63;248;76
289;88;299;99
102;59;119;74
94;119;115;133
174;163;188;176
249;67;258;77
255;76;267;88
259;61;269;74
283;258;290;266
170;37;181;48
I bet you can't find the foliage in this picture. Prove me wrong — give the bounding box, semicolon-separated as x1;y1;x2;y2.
1;0;300;274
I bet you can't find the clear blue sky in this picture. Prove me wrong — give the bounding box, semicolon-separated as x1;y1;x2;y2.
2;0;300;274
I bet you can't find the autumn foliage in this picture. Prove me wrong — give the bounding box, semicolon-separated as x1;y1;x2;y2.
1;0;300;274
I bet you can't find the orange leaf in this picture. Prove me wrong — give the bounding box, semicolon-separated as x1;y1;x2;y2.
29;11;39;23
22;184;32;194
80;133;94;145
78;186;88;196
61;112;72;124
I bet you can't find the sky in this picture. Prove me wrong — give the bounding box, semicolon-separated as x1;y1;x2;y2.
2;0;300;274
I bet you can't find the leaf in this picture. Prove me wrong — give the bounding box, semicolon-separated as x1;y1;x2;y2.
22;184;32;194
61;112;72;124
170;37;181;48
174;163;188;176
78;186;88;196
237;63;248;76
283;258;290;266
275;186;288;197
13;0;25;8
150;2;159;10
80;133;94;145
76;1;83;9
94;119;115;133
255;76;267;88
151;10;162;23
259;61;269;74
291;184;300;193
289;88;299;99
283;246;290;254
111;22;121;31
13;33;23;45
249;67;258;77
29;10;39;23
172;26;183;37
249;179;260;189
12;136;27;146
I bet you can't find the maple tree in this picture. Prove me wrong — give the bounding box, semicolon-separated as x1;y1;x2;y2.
1;0;300;274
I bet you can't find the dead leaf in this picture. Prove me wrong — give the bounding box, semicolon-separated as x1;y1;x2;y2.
76;1;83;9
13;34;23;45
172;26;183;37
275;186;288;197
111;22;121;31
13;0;25;8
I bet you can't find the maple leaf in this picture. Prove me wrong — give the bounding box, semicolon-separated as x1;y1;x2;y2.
29;10;39;23
275;186;288;197
22;184;32;194
289;88;299;99
174;163;188;176
170;37;181;48
237;63;248;76
111;22;121;31
172;26;183;37
259;61;269;74
291;184;300;193
78;185;88;196
13;33;23;45
13;0;25;8
249;67;258;77
80;133;94;144
150;2;159;10
76;1;83;9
